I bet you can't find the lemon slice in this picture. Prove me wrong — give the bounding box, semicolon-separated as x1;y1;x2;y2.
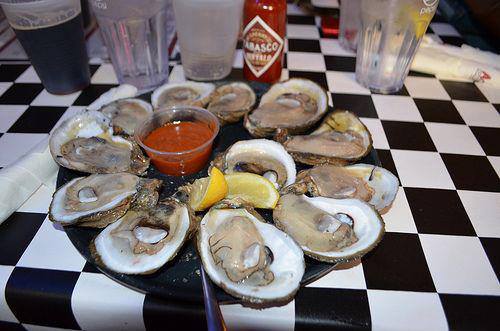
225;172;280;209
189;167;228;211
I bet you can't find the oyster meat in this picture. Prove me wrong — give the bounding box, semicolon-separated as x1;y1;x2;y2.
282;110;372;166
49;111;149;175
212;139;296;189
290;164;399;214
207;82;256;124
100;98;153;135
198;200;304;303
244;78;328;137
273;194;384;262
49;173;161;228
151;82;215;109
93;199;193;274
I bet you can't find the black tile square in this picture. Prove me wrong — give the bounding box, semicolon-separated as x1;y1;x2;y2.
0;64;30;82
0;212;45;265
494;104;500;114
431;14;446;23
288;39;321;52
82;262;100;273
331;93;377;118
0;83;43;105
294;288;371;331
408;70;435;78
0;321;26;331
7;106;67;133
288;70;328;91
470;126;500;156
439;36;465;47
363;232;436;292
372;85;410;96
226;68;244;81
324;56;356;72
5;267;80;329
376;149;400;182
441;153;500;192
405;187;476;236
480;238;500;280
287;15;316;25
440;294;499;331
73;84;119;106
89;64;101;77
440;80;488;102
414;99;465;124
382;120;437;151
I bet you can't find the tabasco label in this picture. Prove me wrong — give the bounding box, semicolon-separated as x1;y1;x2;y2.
243;16;284;78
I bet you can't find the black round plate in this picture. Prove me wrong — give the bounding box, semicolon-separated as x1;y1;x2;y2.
58;81;381;304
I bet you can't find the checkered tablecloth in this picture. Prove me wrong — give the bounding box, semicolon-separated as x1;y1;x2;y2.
0;3;499;331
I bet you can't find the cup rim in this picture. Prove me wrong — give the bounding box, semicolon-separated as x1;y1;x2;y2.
134;106;220;157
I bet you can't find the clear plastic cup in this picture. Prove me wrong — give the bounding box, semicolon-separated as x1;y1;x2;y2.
0;0;90;94
339;0;361;52
355;0;439;94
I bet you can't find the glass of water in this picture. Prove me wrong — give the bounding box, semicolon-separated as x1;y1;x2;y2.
173;0;244;81
355;0;439;94
90;0;174;92
339;0;361;52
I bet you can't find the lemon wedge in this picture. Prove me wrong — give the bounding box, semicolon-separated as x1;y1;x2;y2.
225;172;280;209
189;167;228;211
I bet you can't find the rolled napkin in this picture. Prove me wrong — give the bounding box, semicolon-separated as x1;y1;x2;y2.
0;137;58;225
411;36;500;87
86;84;138;111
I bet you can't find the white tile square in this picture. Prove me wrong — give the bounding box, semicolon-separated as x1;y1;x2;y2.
420;234;500;295
368;290;447;331
383;188;418;233
17;217;86;271
475;83;500;103
360;118;389;149
425;122;485;155
0;105;28;132
286;24;320;39
168;64;186;83
287;3;307;16
0;266;17;323
287;52;326;72
0;82;13;97
404;77;451;100
453;100;500;128
320;38;356;57
391;150;455;189
488;156;500;178
458;190;500;238
22;324;79;331
50;106;87;134
430;23;461;36
18;182;56;214
233;49;243;68
326;71;371;95
280;68;289;82
30;89;81;107
91;63;119;84
307;262;366;289
15;66;41;83
222;301;295;331
311;0;339;8
72;273;146;331
372;95;423;122
0;133;48;167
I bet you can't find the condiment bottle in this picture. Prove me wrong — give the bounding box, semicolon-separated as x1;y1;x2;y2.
243;0;286;83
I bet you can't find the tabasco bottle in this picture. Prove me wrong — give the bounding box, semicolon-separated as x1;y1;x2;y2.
243;0;286;83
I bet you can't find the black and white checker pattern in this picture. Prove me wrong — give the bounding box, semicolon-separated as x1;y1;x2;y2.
1;3;499;330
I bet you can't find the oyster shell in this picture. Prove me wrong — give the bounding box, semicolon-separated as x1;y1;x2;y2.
198;200;305;303
49;173;161;228
151;81;215;109
289;164;399;214
49;111;149;175
281;110;372;165
212;139;296;189
100;98;153;136
207;82;256;124
244;78;328;137
273;194;384;263
92;198;193;274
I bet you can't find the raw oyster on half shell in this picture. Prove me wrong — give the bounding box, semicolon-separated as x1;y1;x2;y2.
198;200;305;303
212;139;296;189
244;78;328;137
288;164;399;214
207;82;256;124
49;111;149;175
100;98;153;135
151;81;215;109
49;173;161;228
281;110;372;166
92;198;194;274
